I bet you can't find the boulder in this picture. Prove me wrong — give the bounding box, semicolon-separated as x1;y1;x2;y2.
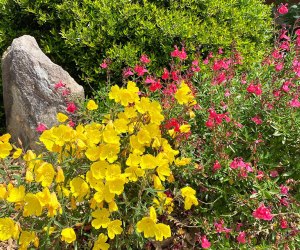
2;35;84;150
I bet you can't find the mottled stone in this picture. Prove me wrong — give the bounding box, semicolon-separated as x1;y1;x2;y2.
2;35;84;150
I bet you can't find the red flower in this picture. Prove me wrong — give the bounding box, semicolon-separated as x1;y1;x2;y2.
67;102;77;113
36;123;47;132
252;204;273;221
149;81;162;92
100;61;108;69
201;235;211;249
289;97;300;108
171;46;187;60
277;3;288;15
237;231;246;244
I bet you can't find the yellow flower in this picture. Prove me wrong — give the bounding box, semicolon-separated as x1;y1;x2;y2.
175;157;192;166
7;185;25;203
12;148;22;159
87;100;98;111
91;208;111;229
19;231;38;249
35;162;55;187
136;207;171;241
0;184;7;200
0;133;11;142
43;226;55;235
61;228;76;244
55;166;65;183
0;218;19;241
179;124;191;133
56;112;68;123
174;82;196;105
180;187;198;210
0;141;13;159
140;154;157;169
23;193;42;217
107;220;123;239
93;233;110;250
70;177;90;202
99;143;120;163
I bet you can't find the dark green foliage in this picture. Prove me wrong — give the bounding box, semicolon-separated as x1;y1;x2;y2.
0;0;273;130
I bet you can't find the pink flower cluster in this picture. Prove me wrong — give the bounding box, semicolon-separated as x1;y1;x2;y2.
252;204;273;221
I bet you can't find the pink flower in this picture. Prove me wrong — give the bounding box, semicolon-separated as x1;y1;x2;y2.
280;219;288;229
282;81;291;92
272;50;283;59
237;231;246;244
140;54;151;64
213;160;221;172
68;120;75;127
171;46;187;60
123;67;134;78
62;89;71;96
252;204;273;221
270;170;279;178
256;170;265;180
280;185;289;195
275;62;284;71
247;83;262;96
67;102;77;113
171;71;179;81
277;3;288;15
54;80;65;89
134;65;147;76
145;76;156;84
280;197;289;207
149;81;162;92
201;235;211;249
280;41;290;50
289;97;300;108
251;116;262;125
36;123;47;132
100;61;108;69
203;57;209;64
296;29;300;36
161;68;169;80
218;48;224;54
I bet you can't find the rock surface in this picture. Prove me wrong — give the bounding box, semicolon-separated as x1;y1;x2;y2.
2;35;84;150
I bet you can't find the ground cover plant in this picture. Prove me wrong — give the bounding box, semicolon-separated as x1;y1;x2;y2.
0;3;300;250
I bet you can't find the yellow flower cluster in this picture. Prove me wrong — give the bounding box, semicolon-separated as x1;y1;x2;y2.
0;81;198;248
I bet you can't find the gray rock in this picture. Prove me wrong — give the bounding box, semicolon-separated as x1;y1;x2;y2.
2;35;84;150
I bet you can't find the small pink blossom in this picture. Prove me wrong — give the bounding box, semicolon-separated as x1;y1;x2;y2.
140;54;151;64
201;235;211;249
237;231;246;244
296;29;300;36
54;80;65;89
171;46;187;60
62;89;71;96
289;97;300;108
270;170;279;178
213;160;221;172
280;219;288;229
280;197;289;207
280;185;289;195
123;67;134;78
67;102;77;113
272;50;283;59
171;71;179;81
252;204;273;221
68;120;75;127
36;123;47;132
145;76;156;84
247;83;262;96
251;116;263;125
134;65;148;76
218;48;224;54
280;41;290;50
149;80;162;92
277;3;288;15
161;68;169;80
100;61;108;69
256;170;265;180
203;57;209;64
275;62;284;71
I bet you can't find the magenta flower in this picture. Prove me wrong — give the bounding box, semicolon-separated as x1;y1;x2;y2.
36;123;47;132
280;219;288;229
67;102;77;113
161;68;169;80
134;65;148;76
237;231;246;244
252;204;273;221
213;160;221;172
289;97;300;108
251;116;262;125
277;3;288;15
280;185;289;195
201;235;211;249
54;80;65;89
140;54;151;64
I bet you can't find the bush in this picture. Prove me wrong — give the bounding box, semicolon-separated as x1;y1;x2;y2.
0;0;273;131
